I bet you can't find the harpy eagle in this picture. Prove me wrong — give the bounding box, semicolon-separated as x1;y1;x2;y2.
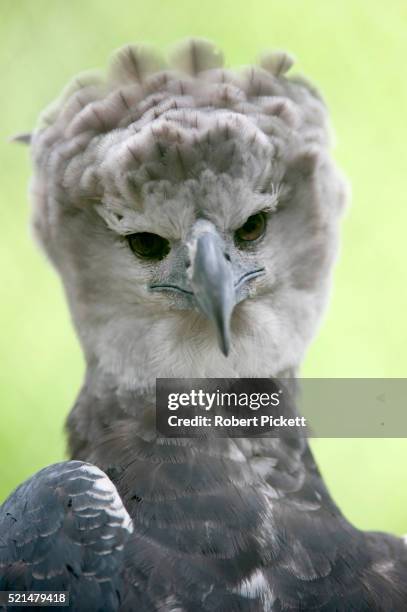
1;39;407;611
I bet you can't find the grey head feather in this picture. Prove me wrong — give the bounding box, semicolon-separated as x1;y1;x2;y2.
109;43;166;84
30;37;334;226
259;50;295;77
169;38;224;75
28;38;347;386
9;131;32;144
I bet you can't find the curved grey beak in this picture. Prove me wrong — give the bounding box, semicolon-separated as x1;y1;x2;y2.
190;231;235;356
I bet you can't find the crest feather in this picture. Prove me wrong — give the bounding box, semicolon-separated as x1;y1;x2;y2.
170;38;224;75
9;132;32;145
259;51;295;77
110;44;165;84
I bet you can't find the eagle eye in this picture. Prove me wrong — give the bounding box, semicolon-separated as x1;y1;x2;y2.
127;232;170;260
235;212;267;244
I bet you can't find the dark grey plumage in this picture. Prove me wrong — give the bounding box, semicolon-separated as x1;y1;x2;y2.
0;461;132;611
2;39;407;611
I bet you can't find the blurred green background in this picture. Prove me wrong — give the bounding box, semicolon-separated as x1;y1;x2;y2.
1;0;406;534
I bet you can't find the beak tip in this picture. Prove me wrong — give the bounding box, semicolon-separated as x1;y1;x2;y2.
219;334;231;357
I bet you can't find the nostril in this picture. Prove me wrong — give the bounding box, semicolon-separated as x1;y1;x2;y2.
224;252;231;262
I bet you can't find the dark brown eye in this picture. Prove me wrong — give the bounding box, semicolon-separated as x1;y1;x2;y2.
235;212;267;244
127;232;170;260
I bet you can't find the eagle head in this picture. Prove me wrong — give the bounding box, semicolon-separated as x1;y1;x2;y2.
29;40;347;387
